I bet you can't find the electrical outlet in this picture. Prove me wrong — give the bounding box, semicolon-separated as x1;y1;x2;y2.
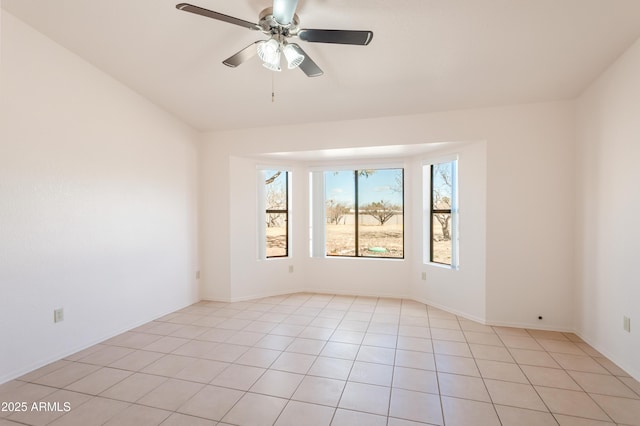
54;308;64;323
624;316;631;332
289;265;294;273
421;272;426;281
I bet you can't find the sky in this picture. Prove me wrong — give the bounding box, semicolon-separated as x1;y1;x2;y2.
325;169;403;206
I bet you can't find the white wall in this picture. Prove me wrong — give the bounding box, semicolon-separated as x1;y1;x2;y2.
576;37;640;379
0;12;200;383
201;101;576;331
228;156;302;300
409;142;487;323
211;153;414;303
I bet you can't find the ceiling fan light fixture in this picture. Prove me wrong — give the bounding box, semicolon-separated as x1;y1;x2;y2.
257;39;280;62
283;44;304;69
262;56;282;72
257;38;282;71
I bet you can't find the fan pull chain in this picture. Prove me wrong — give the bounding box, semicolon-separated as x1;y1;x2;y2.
271;72;275;103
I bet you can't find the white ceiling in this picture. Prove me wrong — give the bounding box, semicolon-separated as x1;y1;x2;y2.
4;0;640;132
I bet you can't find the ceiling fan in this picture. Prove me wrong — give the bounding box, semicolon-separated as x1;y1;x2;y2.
176;0;373;77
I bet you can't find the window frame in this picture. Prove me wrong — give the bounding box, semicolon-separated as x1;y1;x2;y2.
323;167;405;259
424;157;459;268
261;168;291;259
430;164;452;265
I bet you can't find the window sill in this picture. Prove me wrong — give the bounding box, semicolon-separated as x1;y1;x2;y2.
320;256;405;262
424;262;459;271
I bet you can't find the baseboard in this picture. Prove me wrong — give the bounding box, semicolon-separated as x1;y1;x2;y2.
204;288;302;303
573;332;640;381
203;289;573;334
409;295;486;324
486;318;575;333
301;287;412;301
204;288;412;303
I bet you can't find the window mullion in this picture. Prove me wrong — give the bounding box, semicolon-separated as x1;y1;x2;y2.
354;170;359;257
430;165;435;264
285;172;289;257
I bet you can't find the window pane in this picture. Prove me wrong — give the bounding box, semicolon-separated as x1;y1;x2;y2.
325;171;355;256
432;214;452;264
432;162;453;211
266;213;287;257
358;169;404;258
264;170;288;258
265;170;287;210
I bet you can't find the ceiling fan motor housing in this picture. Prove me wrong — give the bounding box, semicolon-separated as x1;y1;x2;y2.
258;7;300;38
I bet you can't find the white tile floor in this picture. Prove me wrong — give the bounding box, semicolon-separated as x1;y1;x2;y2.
1;293;640;425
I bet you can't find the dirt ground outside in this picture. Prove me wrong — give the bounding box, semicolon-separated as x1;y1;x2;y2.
430;218;452;265
266;226;287;257
267;222;451;262
326;223;403;258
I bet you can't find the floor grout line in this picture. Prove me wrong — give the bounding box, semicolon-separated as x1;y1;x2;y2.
3;292;638;426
